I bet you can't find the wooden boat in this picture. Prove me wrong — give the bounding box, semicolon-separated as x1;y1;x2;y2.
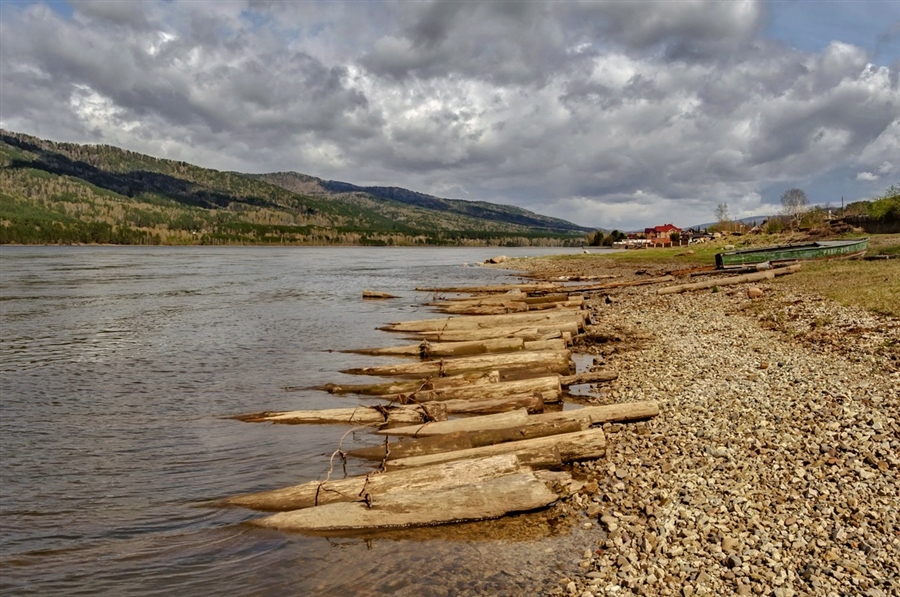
715;238;868;269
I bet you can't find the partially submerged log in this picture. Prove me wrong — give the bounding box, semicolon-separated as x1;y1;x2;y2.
559;369;618;386
436;393;544;415
381;310;586;333
341;350;573;378
250;471;561;534
362;290;399;299
657;264;801;295
232;403;448;426
221;453;526;512
385;427;607;470
347;418;586;461
380;401;659;437
315;371;498;396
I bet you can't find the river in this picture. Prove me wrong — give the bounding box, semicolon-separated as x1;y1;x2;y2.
0;246;597;596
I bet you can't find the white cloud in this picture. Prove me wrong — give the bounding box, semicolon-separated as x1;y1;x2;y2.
1;0;898;230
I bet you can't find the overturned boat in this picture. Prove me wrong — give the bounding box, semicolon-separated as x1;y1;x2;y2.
715;238;868;269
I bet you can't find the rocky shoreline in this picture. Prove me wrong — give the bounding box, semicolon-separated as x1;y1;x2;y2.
506;256;899;597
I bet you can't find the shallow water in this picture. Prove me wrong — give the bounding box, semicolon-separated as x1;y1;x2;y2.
0;246;595;596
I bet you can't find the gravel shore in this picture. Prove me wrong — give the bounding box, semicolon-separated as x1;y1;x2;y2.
508;256;899;597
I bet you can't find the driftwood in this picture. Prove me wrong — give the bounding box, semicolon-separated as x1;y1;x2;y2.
436;393;544;415
220;453;527;512
388;376;561;405
250;471;561;534
416;283;558;294
380;401;659;437
347;419;586;461
315;371;499;396
362;290;399;299
657;264;801;295
561;275;676;293
381;310;586;333
559;369;618;386
341;350;573;378
345;337;567;359
415;322;578;342
232;403;448;426
385;427;607;470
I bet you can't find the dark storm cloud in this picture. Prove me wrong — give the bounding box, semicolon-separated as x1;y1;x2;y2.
0;0;897;229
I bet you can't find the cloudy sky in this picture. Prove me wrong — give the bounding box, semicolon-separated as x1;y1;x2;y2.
1;0;898;230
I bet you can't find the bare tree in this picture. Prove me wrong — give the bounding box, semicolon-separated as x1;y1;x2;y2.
780;188;809;221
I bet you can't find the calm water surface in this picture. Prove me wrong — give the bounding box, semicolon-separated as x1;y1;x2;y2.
0;246;596;596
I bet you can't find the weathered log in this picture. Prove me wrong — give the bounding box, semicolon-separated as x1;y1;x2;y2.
415;322;578;342
436;293;578;306
250;471;561;533
562;275;676;293
657;264;801;295
232;403;448;426
348;418;587;461
389;376;561;404
345;337;525;358
560;369;618;386
416;283;558;294
380;401;659;437
436;302;530;315
362;290;399;299
437;393;544;415
315;371;498;396
385;427;607;470
381;310;586;333
377;409;531;437
341;350;573;378
220;453;527;512
525;300;584;311
522;338;568;352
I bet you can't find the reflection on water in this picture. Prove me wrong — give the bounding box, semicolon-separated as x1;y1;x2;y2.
0;246;592;596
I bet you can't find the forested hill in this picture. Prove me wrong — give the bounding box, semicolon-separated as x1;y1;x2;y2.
0;130;589;246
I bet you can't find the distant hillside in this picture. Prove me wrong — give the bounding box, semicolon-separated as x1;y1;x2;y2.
0;130;588;246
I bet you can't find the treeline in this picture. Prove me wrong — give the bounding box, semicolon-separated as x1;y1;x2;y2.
0;130;586;246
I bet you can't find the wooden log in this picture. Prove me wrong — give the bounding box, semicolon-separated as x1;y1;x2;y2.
437;292;573;305
437;393;544;415
657;264;801;295
250;471;561;533
436;302;530;315
232;403;448;426
362;290;399;299
345;337;525;358
385;427;607;470
376;409;531;437
562;275;676;293
522;338;568;352
341;350;573;378
347;418;587;461
560;369;618;386
381;310;586;333
220;453;527;512
416;283;558;294
525;300;584;311
315;372;498;396
389;376;561;405
415;323;577;342
434;296;584;314
380;401;659;437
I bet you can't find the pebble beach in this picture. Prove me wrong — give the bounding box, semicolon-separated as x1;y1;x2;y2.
505;255;899;597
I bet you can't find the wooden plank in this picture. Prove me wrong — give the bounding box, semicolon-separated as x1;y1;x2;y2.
341;350;573;378
232;403;448;426
250;471;561;533
385;427;607;470
220;453;526;512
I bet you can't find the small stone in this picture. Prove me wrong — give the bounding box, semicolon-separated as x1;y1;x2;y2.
736;582;752;596
722;537;739;552
725;555;742;569
747;287;764;299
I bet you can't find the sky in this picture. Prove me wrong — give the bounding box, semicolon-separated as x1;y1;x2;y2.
1;0;898;231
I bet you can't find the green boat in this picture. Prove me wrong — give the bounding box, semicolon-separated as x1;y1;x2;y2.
715;238;868;269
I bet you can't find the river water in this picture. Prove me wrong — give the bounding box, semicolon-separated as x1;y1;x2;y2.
0;246;597;596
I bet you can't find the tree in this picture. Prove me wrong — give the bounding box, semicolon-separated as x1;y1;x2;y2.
780;188;809;222
715;202;730;224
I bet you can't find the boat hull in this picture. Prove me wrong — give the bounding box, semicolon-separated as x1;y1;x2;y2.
716;239;868;268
